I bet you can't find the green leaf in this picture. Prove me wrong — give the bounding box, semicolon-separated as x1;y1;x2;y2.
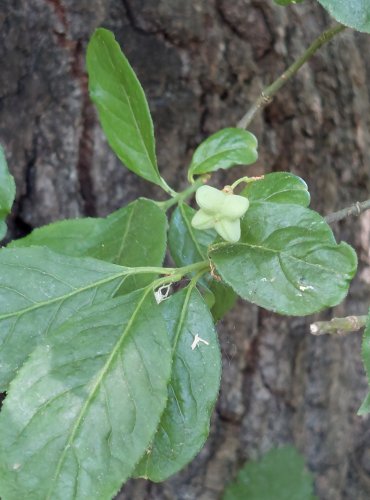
223;446;317;500
241;172;310;207
274;0;304;6
10;198;167;294
317;1;370;34
188;128;258;182
0;146;16;241
0;247;132;390
209;279;238;322
0;289;172;500
169;203;216;265
210;202;357;316
358;393;370;415
359;310;370;415
134;286;221;481
169;203;236;320
87;28;169;191
197;282;216;309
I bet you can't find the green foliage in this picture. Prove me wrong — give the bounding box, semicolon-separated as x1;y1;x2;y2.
210;204;357;316
169;203;216;265
0;146;16;240
223;446;317;500
169;203;236;320
188;128;258;182
87;29;172;193
241;172;310;207
0;247;130;390
0;289;172;500
210;173;357;316
0;23;363;500
134;286;221;481
10;198;167;294
359;310;370;415
208;279;238;322
317;0;370;34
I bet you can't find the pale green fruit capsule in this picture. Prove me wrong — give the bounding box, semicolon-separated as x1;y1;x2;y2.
191;185;249;243
191;209;215;230
214;218;241;243
195;185;226;213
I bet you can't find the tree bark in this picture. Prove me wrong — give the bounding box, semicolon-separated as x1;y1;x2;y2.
1;1;370;498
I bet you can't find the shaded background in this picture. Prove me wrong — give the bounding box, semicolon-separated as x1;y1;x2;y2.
1;0;370;498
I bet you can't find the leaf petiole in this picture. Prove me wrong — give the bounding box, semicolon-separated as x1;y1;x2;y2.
159;177;178;197
127;260;210;285
229;175;265;192
157;176;208;211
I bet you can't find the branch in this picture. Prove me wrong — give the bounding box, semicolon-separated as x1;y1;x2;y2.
310;315;367;336
325;199;370;224
237;23;346;129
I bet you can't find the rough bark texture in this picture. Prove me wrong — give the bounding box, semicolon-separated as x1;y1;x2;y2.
1;1;370;499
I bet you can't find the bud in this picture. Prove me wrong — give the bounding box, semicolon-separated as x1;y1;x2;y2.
191;185;249;243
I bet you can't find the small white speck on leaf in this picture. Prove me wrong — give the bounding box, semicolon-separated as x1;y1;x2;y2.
154;284;171;304
191;334;210;350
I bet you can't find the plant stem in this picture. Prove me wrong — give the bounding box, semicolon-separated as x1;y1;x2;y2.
189;268;208;288
126;260;209;279
237;23;346;129
157;176;207;211
229;175;264;191
150;264;209;292
160;177;178;197
325;199;370;224
310;315;367;336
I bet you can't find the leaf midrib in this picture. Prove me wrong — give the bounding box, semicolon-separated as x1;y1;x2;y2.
191;145;255;174
140;286;193;477
45;288;151;500
171;286;193;356
180;204;206;261
210;241;348;275
0;270;126;321
98;36;159;182
249;188;308;204
114;201;136;264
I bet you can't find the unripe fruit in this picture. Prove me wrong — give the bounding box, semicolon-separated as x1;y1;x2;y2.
191;185;249;243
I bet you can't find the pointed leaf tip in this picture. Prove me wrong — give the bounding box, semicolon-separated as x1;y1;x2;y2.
87;28;168;188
